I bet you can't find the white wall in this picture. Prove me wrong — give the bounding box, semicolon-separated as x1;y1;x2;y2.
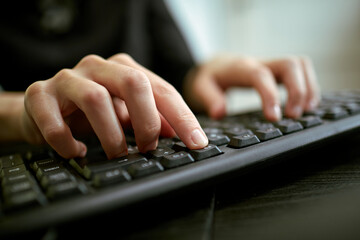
166;0;360;113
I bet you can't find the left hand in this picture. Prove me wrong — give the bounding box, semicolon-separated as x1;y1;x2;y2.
184;55;321;121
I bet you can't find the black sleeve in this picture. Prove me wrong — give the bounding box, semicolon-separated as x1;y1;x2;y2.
146;0;196;95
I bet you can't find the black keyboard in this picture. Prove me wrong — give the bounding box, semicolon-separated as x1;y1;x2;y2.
1;90;360;237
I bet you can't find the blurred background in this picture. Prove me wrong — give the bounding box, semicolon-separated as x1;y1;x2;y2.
166;0;360;114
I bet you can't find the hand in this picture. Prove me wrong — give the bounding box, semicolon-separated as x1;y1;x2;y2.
21;54;208;159
184;55;320;121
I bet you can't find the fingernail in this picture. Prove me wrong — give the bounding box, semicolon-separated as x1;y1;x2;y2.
191;129;208;148
79;145;87;158
270;104;282;121
306;98;318;111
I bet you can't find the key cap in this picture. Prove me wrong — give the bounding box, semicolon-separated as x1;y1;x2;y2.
1;172;32;186
83;154;147;180
46;181;85;200
323;106;349;119
160;151;194;169
147;146;175;160
342;102;360;114
127;160;164;179
188;144;223;161
158;138;176;148
40;169;74;189
224;128;253;137
2;180;33;197
0;154;23;170
254;127;283;141
207;133;230;146
31;158;60;171
3;189;46;212
298;116;322;128
70;153;139;178
92;169;131;188
203;127;223;135
274;119;303;134
1;164;27;179
228;133;260;148
35;163;63;180
172;142;187;152
2;173;46;211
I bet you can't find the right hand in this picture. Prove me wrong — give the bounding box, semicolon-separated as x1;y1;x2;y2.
21;54;208;159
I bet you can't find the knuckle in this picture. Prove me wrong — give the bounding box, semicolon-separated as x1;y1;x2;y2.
78;54;104;68
123;69;150;91
250;67;272;85
154;81;178;97
282;57;301;72
25;81;46;99
54;68;74;81
142;120;161;139
290;84;307;101
42;126;66;146
81;85;110;107
112;53;134;64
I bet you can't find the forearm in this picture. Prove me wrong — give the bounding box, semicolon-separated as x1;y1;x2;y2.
0;92;25;141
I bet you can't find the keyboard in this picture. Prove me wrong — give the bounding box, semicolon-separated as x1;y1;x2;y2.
1;90;360;237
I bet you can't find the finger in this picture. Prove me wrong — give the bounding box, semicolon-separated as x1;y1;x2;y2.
109;54;208;149
24;81;87;159
54;70;127;159
299;56;321;111
159;113;176;138
112;97;132;130
191;69;227;119
76;55;161;153
211;59;282;121
264;57;307;118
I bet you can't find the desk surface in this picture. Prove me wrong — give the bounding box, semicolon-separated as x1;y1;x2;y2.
36;135;360;240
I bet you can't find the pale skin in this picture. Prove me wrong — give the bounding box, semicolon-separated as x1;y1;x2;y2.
0;53;320;159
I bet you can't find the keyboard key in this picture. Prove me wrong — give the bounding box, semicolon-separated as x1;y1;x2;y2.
40;169;75;189
35;163;63;180
323;106;349;119
127;160;164;179
207;133;230;146
228;133;260;148
342;102;360;114
160;151;194;169
70;154;147;179
1;164;27;179
46;181;86;200
298;116;322;128
254;127;283;141
203;127;223;135
188;144;223;161
147;146;175;160
1;172;32;186
31;158;60;171
2;180;33;197
158;138;176;148
224;127;253;137
92;169;131;188
172;142;188;152
0;154;23;170
274;119;303;134
3;189;46;212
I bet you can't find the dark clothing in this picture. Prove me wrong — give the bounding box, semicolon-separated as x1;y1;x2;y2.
0;0;194;93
